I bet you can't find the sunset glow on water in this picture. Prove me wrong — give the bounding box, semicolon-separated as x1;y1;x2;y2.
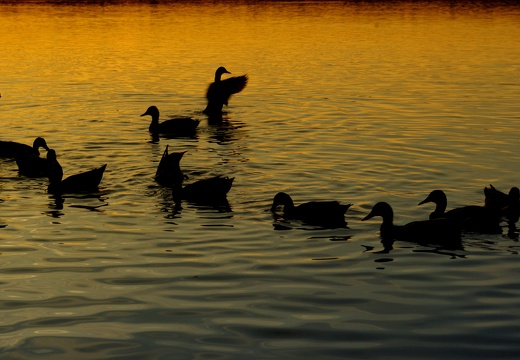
1;1;520;358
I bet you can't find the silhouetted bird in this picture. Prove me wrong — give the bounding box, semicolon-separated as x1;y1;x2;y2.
419;189;501;233
176;175;234;203
16;152;50;178
155;145;187;186
363;202;462;245
154;149;233;203
484;184;520;219
270;192;352;227
141;106;200;135
46;149;107;194
203;66;248;115
0;137;49;158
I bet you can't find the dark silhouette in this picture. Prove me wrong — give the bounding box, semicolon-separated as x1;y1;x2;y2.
141;106;200;136
46;149;107;194
270;192;352;228
16;152;50;178
419;189;501;234
154;147;233;204
363;202;462;247
484;184;519;219
155;145;187;186
203;66;248;116
0;137;49;158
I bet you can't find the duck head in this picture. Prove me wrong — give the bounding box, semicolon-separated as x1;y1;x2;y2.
46;148;57;161
270;192;295;212
33;137;50;155
215;66;231;82
141;106;159;119
362;202;394;223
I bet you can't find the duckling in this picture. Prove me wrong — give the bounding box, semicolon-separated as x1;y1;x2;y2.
270;192;352;227
141;106;200;135
46;149;107;194
203;66;248;115
419;189;501;233
363;202;462;245
0;137;49;159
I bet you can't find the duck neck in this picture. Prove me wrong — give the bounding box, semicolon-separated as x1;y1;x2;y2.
435;197;447;215
149;114;160;132
379;213;394;238
215;72;223;82
282;198;296;216
32;144;40;156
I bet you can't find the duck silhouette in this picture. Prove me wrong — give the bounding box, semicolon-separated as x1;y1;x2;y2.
155;145;187;186
46;149;107;194
16;152;50;178
270;192;352;227
0;137;49;159
419;189;501;233
203;66;248;115
141;106;200;136
154;148;233;203
176;175;234;204
363;202;462;245
484;184;520;219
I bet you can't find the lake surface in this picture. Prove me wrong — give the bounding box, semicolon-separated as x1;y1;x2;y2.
1;0;520;358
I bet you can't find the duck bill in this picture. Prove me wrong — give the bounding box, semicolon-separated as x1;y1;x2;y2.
362;212;375;221
418;197;431;206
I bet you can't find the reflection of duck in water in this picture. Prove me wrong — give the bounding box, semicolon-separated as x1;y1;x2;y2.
203;67;248;116
419;189;501;234
141;106;200;136
47;149;107;194
155;148;233;203
270;192;351;228
0;137;49;159
363;202;462;246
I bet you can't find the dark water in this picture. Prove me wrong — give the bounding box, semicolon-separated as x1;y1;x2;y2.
1;1;520;358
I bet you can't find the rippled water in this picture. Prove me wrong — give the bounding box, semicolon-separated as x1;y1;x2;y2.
1;1;520;358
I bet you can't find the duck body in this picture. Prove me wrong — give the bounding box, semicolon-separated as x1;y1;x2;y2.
141;106;199;136
419;189;501;234
16;154;49;177
175;175;234;203
363;202;462;245
203;66;248;115
154;148;234;203
484;184;520;219
0;137;49;159
46;149;106;194
270;192;351;227
155;145;186;186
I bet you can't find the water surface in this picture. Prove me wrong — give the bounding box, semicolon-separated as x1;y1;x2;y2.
1;1;520;358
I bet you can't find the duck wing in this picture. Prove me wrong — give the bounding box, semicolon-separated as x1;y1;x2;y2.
158;117;200;135
0;141;33;158
16;154;49;177
294;201;351;227
60;164;107;192
395;217;462;246
180;175;234;202
205;75;248;113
